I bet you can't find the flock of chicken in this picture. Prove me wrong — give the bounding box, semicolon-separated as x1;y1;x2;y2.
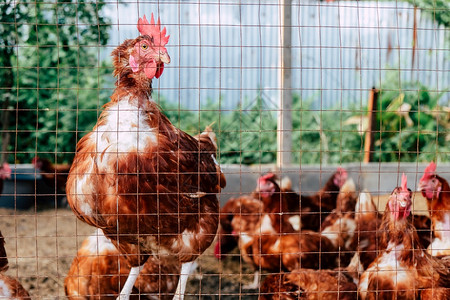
1;162;448;299
214;164;450;299
0;13;448;300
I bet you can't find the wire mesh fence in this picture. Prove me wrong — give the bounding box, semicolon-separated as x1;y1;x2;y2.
0;0;449;299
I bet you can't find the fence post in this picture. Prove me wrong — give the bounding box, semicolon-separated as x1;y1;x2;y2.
363;88;379;163
277;0;292;167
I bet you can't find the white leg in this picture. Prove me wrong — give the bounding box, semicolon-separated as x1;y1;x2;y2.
243;270;260;290
116;265;144;300
173;261;195;300
189;260;203;280
189;260;199;274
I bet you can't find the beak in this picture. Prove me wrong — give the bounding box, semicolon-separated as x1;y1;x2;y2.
159;51;170;64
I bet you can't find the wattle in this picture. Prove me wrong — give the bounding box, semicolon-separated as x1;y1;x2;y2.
214;242;221;259
155;62;164;78
144;60;157;79
261;191;274;198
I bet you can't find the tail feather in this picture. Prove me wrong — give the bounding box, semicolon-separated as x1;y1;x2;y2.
355;190;377;220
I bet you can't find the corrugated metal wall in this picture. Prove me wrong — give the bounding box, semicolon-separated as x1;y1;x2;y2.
104;1;449;110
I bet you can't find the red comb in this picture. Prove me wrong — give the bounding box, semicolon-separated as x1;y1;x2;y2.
260;173;276;181
401;173;408;192
420;162;436;182
0;163;11;179
2;163;11;172
137;14;170;47
336;167;347;175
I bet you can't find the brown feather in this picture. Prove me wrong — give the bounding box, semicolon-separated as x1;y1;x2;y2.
283;169;347;232
250;177;338;272
260;268;357;300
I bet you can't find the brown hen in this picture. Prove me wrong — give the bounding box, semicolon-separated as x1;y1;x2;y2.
32;157;71;194
66;14;225;300
358;174;450;299
284;168;348;232
259;253;360;300
418;162;450;257
247;174;337;280
0;231;31;299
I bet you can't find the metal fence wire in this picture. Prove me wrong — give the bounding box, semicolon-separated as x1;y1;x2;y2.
0;0;449;299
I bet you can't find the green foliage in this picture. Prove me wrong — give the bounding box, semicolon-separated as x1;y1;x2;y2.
2;2;446;166
405;0;450;28
0;1;111;163
291;96;363;165
156;94;365;165
156;75;448;165
373;72;449;162
212;97;277;165
157;95;278;165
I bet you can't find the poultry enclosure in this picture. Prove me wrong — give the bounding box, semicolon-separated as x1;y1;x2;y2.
0;0;449;299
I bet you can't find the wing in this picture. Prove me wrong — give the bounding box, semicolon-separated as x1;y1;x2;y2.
66;101;224;262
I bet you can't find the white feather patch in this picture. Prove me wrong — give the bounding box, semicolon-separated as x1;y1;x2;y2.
288;216;301;231
374;242;411;285
0;279;12;297
85;229;117;254
427;237;450;256
239;233;253;246
427;213;450;256
259;215;275;234
93;99;157;160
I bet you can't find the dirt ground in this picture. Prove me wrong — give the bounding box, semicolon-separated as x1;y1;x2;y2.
0;207;260;300
0;192;428;299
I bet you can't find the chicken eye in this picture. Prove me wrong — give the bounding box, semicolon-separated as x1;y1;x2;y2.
141;44;149;51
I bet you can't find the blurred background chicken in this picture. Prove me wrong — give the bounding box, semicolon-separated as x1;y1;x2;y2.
32;157;71;195
0;231;30;299
348;190;382;270
32;156;71;207
259;252;362;300
237;173;338;289
0;163;11;196
358;174;450;299
284;168;348;231
320;178;358;266
215;194;263;260
65;229;180;299
418;162;450;257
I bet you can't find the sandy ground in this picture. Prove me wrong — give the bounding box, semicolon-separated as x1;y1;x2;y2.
0;192;429;299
